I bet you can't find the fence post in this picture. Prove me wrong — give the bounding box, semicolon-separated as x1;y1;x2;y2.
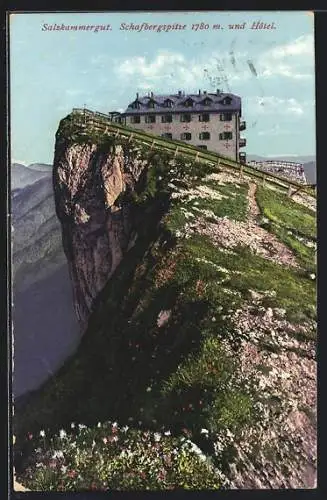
115;130;120;138
240;164;244;179
128;133;134;143
195;152;199;162
174;146;179;158
287;185;292;197
217;158;220;169
150;139;156;150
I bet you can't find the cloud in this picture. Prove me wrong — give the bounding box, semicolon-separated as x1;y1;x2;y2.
114;49;250;93
113;35;314;98
255;34;314;80
266;34;314;59
245;96;314;116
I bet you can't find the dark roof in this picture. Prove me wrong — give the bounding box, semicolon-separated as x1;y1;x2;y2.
123;92;242;115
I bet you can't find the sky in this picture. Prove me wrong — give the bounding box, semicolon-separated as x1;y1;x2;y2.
10;11;316;165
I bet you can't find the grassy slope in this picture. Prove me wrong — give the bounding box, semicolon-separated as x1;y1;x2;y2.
256;186;316;273
14;128;317;487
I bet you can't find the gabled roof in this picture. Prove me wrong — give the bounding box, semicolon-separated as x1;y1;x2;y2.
123;92;241;114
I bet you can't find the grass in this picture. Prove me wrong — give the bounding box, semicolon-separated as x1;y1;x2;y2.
14;124;317;490
255;186;316;273
16;423;221;491
185;182;249;222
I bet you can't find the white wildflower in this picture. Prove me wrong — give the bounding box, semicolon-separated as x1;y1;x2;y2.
112;422;118;429
70;423;75;429
200;428;209;435
78;424;87;430
164;430;171;436
61;465;68;473
39;430;45;438
59;429;67;439
122;426;129;433
52;450;64;460
154;432;161;442
97;422;101;428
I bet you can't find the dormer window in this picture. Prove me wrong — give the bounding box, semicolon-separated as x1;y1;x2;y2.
220;96;232;105
147;99;156;109
130;100;141;109
201;97;212;106
183;97;194;108
163;99;174;108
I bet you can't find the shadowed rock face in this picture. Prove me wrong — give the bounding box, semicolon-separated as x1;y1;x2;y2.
53;142;146;327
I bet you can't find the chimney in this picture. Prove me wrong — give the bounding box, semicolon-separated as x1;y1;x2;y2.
150;91;154;98
178;90;182;97
198;89;201;95
136;92;139;99
216;89;220;95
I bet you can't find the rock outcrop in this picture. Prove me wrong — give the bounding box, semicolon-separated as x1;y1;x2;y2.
53;141;146;327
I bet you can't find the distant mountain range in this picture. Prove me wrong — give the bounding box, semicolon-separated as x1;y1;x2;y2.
247;155;316;184
11;163;80;399
11;162;53;191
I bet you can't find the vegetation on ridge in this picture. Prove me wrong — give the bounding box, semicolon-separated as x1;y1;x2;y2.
14;125;317;491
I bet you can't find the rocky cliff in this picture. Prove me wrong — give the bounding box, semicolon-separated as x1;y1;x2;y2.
14;114;317;491
53;132;148;327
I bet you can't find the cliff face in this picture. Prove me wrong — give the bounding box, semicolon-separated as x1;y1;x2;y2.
53;141;145;327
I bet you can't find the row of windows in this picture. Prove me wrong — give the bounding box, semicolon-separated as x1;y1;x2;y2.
161;131;233;141
130;113;233;124
130;96;232;109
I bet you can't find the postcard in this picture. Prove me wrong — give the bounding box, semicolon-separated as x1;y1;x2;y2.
10;10;316;492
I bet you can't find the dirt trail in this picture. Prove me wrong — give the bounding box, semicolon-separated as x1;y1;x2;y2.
196;180;300;269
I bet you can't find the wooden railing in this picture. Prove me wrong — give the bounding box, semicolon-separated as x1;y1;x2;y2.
70;108;316;199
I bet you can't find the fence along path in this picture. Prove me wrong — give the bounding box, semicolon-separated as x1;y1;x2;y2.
71;108;316;199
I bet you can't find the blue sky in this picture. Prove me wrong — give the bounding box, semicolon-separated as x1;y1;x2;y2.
10;11;315;164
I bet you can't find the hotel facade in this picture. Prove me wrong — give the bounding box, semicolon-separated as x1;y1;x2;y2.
119;90;246;162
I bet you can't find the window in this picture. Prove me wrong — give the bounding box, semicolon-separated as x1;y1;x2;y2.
199;114;210;122
181;132;192;140
219;132;233;140
161;114;173;123
183;98;194;107
145;114;156;123
130;101;141;109
201;98;212;106
220;113;232;121
221;97;232;105
164;99;173;108
180;114;191;122
199;132;210;140
130;115;141;124
197;145;208;150
161;133;172;139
